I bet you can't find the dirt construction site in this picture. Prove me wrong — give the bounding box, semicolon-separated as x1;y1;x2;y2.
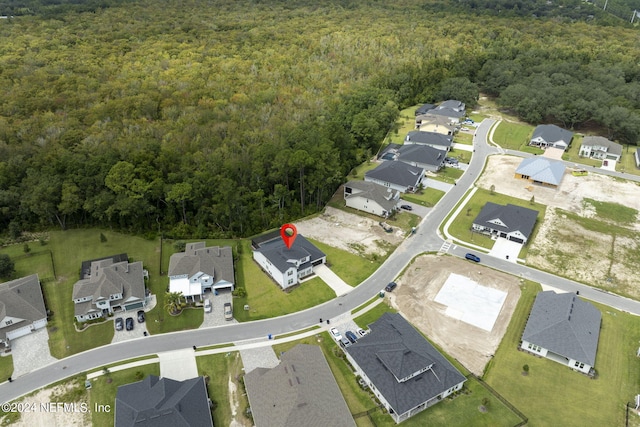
389;254;522;376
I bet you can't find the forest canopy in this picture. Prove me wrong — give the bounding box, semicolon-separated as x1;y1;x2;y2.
1;0;640;238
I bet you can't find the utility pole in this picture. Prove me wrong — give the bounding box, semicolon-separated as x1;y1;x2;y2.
603;0;608;11
632;10;637;24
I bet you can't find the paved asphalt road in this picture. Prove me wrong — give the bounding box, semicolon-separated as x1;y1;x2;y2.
2;119;639;405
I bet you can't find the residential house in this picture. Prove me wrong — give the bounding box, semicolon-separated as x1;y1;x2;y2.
579;136;622;161
529;125;573;150
168;243;235;302
521;291;601;375
397;144;445;173
343;181;400;218
115;375;213;427
245;344;355;427
415;103;435;116
378;143;402;161
438;100;466;112
405;130;452;151
365;161;425;193
472;202;539;244
415;114;455;135
345;313;466;424
0;274;47;350
252;233;326;290
423;108;464;124
515;157;566;188
72;258;147;322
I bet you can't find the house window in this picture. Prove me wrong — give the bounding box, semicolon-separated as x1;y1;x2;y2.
288;271;293;276
528;343;532;350
287;279;294;285
574;361;580;367
5;320;12;326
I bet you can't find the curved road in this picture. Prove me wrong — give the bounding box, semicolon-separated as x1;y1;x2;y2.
2;119;639;405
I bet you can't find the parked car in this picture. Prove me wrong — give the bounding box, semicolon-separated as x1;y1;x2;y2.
345;330;358;344
115;317;124;331
385;282;397;292
125;317;134;331
445;157;458;164
340;336;352;348
204;299;212;313
224;302;233;321
137;310;145;323
330;327;342;341
400;204;413;211
465;253;481;263
356;328;367;337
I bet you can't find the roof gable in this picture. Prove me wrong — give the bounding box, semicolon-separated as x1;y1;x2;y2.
168;244;234;285
344;181;399;212
0;274;46;341
581;136;623;156
254;235;325;274
515;157;566;186
405;131;452;147
398;144;445;166
473;202;539;238
365;161;425;188
532;125;573;145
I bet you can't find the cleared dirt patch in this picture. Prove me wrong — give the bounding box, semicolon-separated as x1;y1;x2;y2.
390;254;521;376
295;207;404;257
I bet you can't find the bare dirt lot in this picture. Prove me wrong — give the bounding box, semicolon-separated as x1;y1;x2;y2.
295;207;405;257
476;155;640;298
389;254;522;376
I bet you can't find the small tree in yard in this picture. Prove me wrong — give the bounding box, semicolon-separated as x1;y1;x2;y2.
522;364;530;375
100;232;107;243
23;243;31;255
490;184;495;194
0;254;15;279
530;195;535;205
466;207;472;216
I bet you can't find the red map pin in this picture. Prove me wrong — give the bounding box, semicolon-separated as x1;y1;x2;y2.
280;223;298;249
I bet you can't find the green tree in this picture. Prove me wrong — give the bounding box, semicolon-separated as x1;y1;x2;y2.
0;254;15;279
164;291;184;315
166;182;194;225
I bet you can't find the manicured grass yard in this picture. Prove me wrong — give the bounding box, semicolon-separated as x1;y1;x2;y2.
484;282;640;426
428;166;464;185
454;132;473;145
310;238;383;285
89;364;160;427
0;354;12;382
492;122;541;154
447;189;547;255
401;187;446;207
616;144;640;176
349;160;380;181
196;351;247;427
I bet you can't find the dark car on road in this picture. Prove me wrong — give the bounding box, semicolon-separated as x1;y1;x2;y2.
125;317;134;331
465;253;481;263
345;330;358;344
115;317;123;331
385;282;397;292
400;204;413;211
137;310;145;323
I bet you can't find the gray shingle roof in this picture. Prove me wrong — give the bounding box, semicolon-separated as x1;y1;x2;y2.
405;130;452;148
344;181;399;213
72;260;145;301
515;157;566;186
522;291;601;366
426;108;465;119
438;100;465;111
581;136;623;156
0;274;46;342
115;375;213;427
398;144;445;167
244;344;355;427
473;202;538;240
365;161;425;189
532;125;573;146
346;313;465;416
168;243;234;285
415;103;436;116
254;234;325;274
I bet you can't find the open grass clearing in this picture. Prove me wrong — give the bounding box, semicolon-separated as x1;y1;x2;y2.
0;354;12;383
484;281;640;427
384;105;419;145
428;166;464;185
616;145;640;176
401;187;446;207
453;131;473;145
349;160;380;181
582;198;638;224
310;238;383;285
492;121;541;154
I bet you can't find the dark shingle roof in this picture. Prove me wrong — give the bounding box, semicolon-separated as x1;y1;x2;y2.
532;125;573;145
438;100;465;111
72;260;145;303
398;145;445;167
346;313;465;416
254;234;325;274
115;375;212;427
522;291;601;366
244;344;355;427
415;104;436;116
168;243;234;285
344;181;399;213
405;131;452;148
473;202;538;240
365;161;425;189
581;136;623;156
0;274;46;342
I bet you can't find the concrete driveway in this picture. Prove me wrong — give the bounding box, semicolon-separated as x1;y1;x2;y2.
199;290;237;328
488;238;523;263
158;348;198;381
397;202;430;218
10;328;57;378
313;264;352;296
424;178;454;193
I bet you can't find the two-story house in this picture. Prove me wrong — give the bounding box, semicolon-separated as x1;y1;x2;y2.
0;274;47;350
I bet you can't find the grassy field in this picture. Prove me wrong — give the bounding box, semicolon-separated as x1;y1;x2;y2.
196;351;247;427
349;161;380;181
582;198;638;224
484;281;640;427
401;187;446;207
454;132;473;145
310;238;383;285
89;364;161;427
0;354;12;382
447;189;547;255
617;144;640;176
428;167;464;185
492;122;541;154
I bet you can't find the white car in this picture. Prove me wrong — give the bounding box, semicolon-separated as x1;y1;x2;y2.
204;299;212;313
357;328;367;337
330;328;342;341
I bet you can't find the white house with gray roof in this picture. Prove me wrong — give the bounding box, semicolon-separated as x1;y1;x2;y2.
345;313;466;424
404;130;452;151
521;291;601;375
168;243;235;302
472;202;539;244
343;181;399;218
245;344;355;427
397;144;446;172
252;234;326;290
529;124;574;150
73;259;147;322
579;136;622;161
365;161;425;193
515;157;566;188
0;274;47;349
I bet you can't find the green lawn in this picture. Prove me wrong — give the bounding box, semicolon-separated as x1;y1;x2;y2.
447;189;547;255
196;352;247;427
617;144;640;176
429;167;464;185
310;239;383;285
582;198;638;224
453;132;473;145
351;295;382;315
385;105;419;145
89;364;161;427
349;161;380;181
492;122;541;154
401;187;446;207
353;301;397;329
233;240;336;322
0;354;12;382
484;282;640;427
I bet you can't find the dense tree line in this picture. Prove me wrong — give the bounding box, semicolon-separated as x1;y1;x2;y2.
0;0;639;238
